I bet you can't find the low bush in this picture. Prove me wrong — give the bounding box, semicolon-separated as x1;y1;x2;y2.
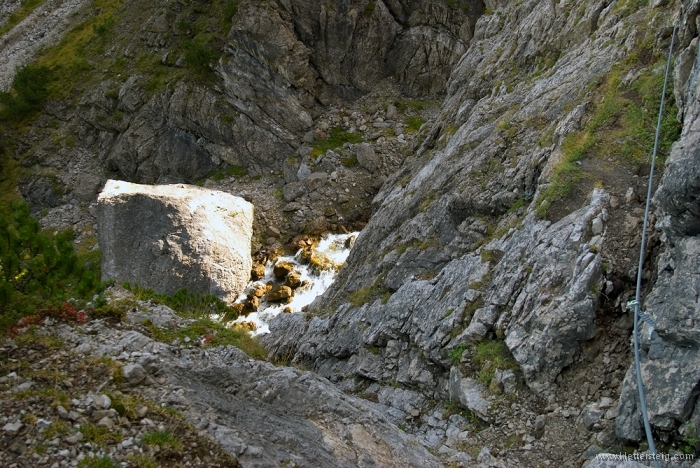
0;66;52;122
0;201;101;331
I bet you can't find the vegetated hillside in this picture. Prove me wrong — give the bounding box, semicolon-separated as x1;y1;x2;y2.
0;0;483;257
1;0;699;466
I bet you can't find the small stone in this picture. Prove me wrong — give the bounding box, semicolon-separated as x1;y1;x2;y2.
410;409;420;418
582;403;605;430
598;397;615;408
591;217;604;236
123;363;147;386
56;406;69;419
97;417;114;428
67;411;80;421
3;421;23;436
92;410;116;421
9;441;27;455
273;262;295;279
285;272;302;289
136;406;149;418
36;418;52;429
267;285;293;302
250;264;266;280
15;381;33;392
140;418;155;426
297;164;311;181
266;226;280;238
93;394;111;410
307;172;328;192
64;433;83;446
356;143;379;172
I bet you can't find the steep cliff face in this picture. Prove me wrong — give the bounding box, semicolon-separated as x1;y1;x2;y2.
616;0;700;443
2;0;481;186
263;0;694;457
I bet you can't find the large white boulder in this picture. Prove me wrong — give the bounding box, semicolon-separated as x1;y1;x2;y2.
97;180;253;303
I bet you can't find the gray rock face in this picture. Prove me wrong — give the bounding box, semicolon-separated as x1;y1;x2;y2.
264;191;609;395
56;302;442;468
587;456;648;468
448;368;490;420
616;3;700;443
97;180;253;303
356;143;379;172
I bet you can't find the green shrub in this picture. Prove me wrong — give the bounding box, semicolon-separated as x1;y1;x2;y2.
222;0;239;29
0;201;101;329
183;37;215;74
0;66;53;121
449;343;468;363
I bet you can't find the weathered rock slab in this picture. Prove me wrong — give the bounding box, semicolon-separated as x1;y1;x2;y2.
98;180;253;303
449;368;490;421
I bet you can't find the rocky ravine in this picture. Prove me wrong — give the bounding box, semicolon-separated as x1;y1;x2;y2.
2;0;700;467
263;0;700;464
1;288;441;468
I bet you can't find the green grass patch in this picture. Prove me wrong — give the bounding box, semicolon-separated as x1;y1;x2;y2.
144;317;266;359
221;0;239;29
207;164;247;181
44;420;70;439
462;297;484;322
142;430;183;453
404;115;425;133
311;126;363;157
13;327;64;349
124;284;239;320
480;249;504;264
80;423;120;448
614;0;649;17
394;99;433;113
349;278;392;307
449;343;468;364
0;0;49;37
473;340;516;387
125;454;158;468
342;154;358;167
535;52;681;218
78;456;118;468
